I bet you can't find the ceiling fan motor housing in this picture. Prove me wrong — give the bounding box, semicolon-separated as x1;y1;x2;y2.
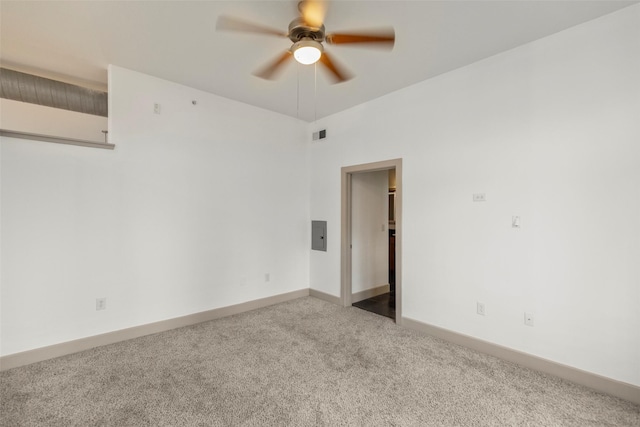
288;17;325;42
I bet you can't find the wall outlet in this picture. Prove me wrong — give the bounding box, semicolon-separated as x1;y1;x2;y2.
265;273;270;282
96;298;107;311
524;312;534;326
477;302;486;316
154;103;161;114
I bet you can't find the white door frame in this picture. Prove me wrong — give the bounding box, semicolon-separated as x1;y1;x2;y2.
341;158;402;325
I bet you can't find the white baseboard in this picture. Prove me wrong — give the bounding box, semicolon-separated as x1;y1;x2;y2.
401;317;640;406
0;288;309;371
309;288;342;305
351;284;390;303
5;290;637;406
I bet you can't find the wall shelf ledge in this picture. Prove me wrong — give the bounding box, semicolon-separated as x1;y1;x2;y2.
0;129;115;150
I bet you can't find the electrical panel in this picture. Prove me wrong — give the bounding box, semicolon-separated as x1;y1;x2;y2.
312;221;327;251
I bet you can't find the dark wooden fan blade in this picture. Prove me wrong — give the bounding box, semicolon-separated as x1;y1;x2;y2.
253;51;293;80
216;15;287;37
319;52;353;83
325;28;395;48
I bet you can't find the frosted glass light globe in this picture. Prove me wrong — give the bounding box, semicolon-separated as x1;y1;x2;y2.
292;40;323;65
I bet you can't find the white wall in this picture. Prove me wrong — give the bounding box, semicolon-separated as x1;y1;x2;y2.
351;170;388;295
309;5;640;386
1;4;638;390
0;65;310;356
0;98;108;144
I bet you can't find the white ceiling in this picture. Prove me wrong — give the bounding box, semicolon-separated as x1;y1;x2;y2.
1;1;637;122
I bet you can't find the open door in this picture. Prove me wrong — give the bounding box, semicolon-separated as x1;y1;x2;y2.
341;158;402;324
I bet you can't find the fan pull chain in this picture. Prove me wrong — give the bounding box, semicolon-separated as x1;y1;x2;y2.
314;62;318;122
296;63;300;119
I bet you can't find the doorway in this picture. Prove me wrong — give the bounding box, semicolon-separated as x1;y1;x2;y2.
341;159;402;324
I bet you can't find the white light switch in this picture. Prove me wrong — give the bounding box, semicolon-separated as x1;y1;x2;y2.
477;302;486;316
512;216;521;228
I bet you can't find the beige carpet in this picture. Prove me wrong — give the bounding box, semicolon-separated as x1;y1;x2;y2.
1;296;638;426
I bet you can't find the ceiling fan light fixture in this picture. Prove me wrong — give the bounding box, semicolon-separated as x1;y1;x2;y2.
292;39;323;65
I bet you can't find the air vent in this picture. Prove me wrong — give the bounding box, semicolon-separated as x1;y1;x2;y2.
312;129;327;141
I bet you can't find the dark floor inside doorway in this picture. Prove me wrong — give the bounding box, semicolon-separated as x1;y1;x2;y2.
352;228;396;320
352;292;395;320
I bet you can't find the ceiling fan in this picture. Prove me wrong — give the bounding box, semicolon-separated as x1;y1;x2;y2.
216;0;395;83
